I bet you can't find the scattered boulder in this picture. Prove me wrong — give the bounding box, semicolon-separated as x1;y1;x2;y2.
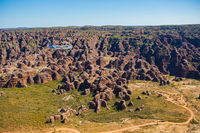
77;105;88;115
100;99;109;109
88;101;96;109
173;77;183;82
59;107;67;113
135;105;144;111
137;96;142;100
0;77;8;88
95;100;101;112
141;90;151;96
0;91;5;96
157;93;163;97
54;115;61;121
84;89;90;95
52;72;61;80
16;80;27;88
62;95;73;102
61;108;77;118
197;94;200;100
27;76;34;84
33;74;42;84
129;109;135;112
123;94;131;101
46;116;55;123
5;77;19;88
127;101;133;106
62;117;69;123
115;100;127;110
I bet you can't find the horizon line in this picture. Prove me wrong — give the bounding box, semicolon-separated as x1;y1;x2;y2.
1;23;200;30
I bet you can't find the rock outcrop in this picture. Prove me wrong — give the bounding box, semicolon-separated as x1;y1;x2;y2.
1;25;199;89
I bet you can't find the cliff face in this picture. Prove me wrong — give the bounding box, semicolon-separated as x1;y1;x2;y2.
0;25;199;89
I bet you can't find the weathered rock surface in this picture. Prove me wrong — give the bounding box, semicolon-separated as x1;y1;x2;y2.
46;108;77;123
1;26;199;89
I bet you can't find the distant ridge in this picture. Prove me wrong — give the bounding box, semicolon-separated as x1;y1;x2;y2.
1;24;200;30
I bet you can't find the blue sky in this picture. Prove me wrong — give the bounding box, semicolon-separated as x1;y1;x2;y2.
0;0;200;28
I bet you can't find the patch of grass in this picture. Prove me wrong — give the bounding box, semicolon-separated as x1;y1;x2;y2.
190;119;199;124
77;87;190;123
187;82;200;86
0;81;59;131
0;81;92;132
0;80;192;132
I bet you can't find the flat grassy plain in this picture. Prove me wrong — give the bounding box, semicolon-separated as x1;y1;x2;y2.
0;81;63;132
0;80;92;132
0;79;194;133
80;88;189;123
